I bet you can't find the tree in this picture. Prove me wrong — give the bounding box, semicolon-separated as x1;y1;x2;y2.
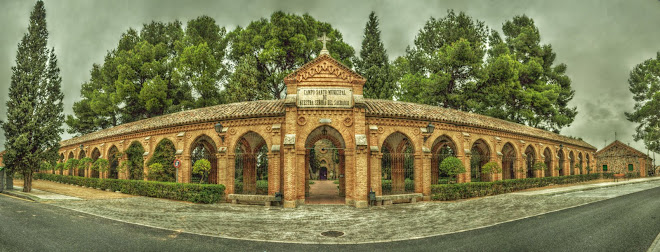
0;1;65;192
64;159;78;175
396;10;489;111
54;162;64;175
533;162;547;171
481;162;502;175
79;157;93;176
439;156;466;183
66;17;228;136
485;15;577;132
145;139;177;182
625;52;660;153
355;12;394;99
92;158;110;177
227;11;355;99
192;159;211;184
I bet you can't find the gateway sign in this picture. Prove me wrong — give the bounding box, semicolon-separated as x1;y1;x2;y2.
297;87;352;108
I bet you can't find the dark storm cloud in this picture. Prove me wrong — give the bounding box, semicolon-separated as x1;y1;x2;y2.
1;0;659;158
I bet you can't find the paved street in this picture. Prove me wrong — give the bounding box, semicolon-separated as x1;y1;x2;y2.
1;179;659;251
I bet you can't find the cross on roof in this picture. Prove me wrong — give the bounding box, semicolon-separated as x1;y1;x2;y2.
318;32;332;55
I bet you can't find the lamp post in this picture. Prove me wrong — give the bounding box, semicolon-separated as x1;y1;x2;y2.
423;123;435;142
214;123;224;143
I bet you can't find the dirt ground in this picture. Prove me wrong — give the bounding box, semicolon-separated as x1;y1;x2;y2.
13;179;134;200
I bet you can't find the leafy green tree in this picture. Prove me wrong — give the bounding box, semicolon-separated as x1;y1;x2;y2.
192;159;211;184
92;158;110;176
439;156;466;183
66;17;228;136
396;10;489;111
355;12;394;99
54;162;64;175
40;162;52;174
224;55;272;103
125;142;145;180
79;157;93;176
481;161;502;175
625;52;660;153
489;15;577;132
533;162;547;171
64;159;78;175
145;139;176;182
227;11;355;99
0;1;64;192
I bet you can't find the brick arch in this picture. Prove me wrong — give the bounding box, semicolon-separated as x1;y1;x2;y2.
543;147;553;177
430;134;458;184
502;142;517;179
524;145;537;178
469;138;491;182
189;134;218;184
379;127;420;153
78;149;86;159
230;127;272;155
107;145;120;179
304;125;347;197
569;150;576;175
232;131;268;154
380;131;415;154
304;126;347;149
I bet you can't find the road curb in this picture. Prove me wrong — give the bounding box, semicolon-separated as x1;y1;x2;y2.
648;231;660;252
543;177;660;196
1;189;39;202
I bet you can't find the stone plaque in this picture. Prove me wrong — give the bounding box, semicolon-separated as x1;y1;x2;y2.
297;87;352;108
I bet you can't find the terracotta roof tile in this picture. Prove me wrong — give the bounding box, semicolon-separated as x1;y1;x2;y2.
363;99;596;150
60;98;595;151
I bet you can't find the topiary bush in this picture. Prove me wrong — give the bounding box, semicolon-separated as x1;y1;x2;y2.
439;156;466;183
34;173;225;203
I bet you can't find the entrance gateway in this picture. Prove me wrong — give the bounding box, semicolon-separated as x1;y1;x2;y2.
53;37;599;209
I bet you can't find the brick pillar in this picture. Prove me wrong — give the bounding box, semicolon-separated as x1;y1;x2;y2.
143;154;151;181
283;145;297;208
355;145;369;208
370;151;383;195
460;154;470;183
225;154;235;194
344;150;355;205
421;150;431;201
181;154;191;183
268;152;280;195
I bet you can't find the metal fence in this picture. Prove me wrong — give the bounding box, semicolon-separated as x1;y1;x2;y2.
234;152;268;195
470;153;489;182
432;152;455;184
381;152;415;194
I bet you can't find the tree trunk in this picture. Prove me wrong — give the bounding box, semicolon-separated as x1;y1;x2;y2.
6;173;13;190
23;172;32;192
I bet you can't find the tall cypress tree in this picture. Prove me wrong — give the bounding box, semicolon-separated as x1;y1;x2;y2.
1;1;64;192
356;12;394;100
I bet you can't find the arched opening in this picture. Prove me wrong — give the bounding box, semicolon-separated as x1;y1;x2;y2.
58;153;64;174
234;132;268;195
126;141;145;180
569;151;575;175
586;154;591;174
502;143;516;180
558;150;565;176
577;153;583;175
190;135;217;184
77;150;86;177
91;148;101;178
544;147;552;177
431;135;457;184
67;152;74;175
470;139;490;182
305;126;346;202
108;146;119;179
525;146;536;178
382;132;415;194
146;139;177;182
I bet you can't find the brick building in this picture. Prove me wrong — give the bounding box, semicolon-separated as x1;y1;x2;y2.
54;50;597;208
595;140;654;176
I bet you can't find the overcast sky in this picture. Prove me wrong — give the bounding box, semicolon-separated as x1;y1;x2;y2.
1;0;659;160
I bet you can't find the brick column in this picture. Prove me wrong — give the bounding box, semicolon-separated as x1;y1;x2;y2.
344;149;355;205
268;151;280;195
421;149;431;200
354;144;369;208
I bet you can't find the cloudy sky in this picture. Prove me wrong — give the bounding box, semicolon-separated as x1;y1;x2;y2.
1;0;659;159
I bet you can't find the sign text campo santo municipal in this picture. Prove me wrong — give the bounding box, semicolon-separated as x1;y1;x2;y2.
297;87;353;108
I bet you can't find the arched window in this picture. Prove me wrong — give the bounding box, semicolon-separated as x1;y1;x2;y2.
431;135;457;184
502;143;516;180
470;139;490;182
234;132;268;195
525;146;536;178
190;135;217;184
381;132;415;194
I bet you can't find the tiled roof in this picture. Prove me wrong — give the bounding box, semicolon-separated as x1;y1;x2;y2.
363;99;596;150
61;100;285;147
595;140;650;158
60;98;595;151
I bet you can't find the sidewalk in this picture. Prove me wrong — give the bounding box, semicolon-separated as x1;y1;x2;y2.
3;176;660;244
3;186;81;202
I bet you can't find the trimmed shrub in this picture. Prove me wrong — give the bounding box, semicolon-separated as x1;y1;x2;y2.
431;173;602;201
440;156;466;183
34;173;225;203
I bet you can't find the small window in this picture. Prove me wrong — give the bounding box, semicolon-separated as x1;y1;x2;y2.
628;164;634;171
603;165;608;171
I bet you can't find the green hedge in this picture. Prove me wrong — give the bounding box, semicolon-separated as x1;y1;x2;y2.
35;173;225;203
431;173;602;201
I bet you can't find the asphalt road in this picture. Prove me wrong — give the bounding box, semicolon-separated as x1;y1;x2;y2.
1;184;659;252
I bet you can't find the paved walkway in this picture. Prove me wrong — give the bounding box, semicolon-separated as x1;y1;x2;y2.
3;176;660;244
307;180;344;204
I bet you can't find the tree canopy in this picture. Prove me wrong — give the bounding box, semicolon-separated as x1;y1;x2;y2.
355;12;394;99
625;52;660;153
1;1;64;192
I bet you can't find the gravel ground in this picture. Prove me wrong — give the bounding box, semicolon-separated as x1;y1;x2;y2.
47;180;660;244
